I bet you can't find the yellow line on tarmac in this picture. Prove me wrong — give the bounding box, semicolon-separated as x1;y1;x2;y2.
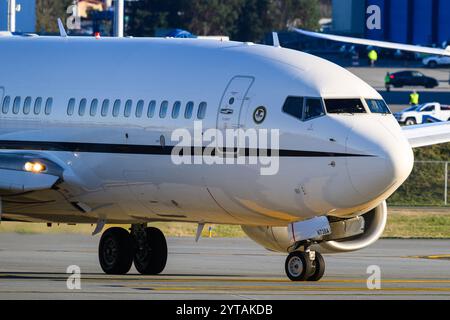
408;254;450;260
147;286;450;292
82;278;450;284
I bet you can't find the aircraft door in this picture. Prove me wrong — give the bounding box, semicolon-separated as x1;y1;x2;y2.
0;88;4;106
217;76;254;131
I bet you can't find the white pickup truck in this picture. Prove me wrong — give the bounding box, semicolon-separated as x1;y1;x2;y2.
394;102;450;126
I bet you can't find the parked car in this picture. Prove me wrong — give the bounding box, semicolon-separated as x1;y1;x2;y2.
394;102;450;125
422;55;450;68
386;71;439;89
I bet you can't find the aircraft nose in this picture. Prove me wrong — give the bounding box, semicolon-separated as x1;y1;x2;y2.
346;119;414;202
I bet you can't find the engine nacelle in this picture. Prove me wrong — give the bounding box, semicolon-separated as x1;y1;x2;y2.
241;201;388;253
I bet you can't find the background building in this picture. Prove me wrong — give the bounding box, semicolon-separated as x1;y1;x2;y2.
0;0;35;33
333;0;450;46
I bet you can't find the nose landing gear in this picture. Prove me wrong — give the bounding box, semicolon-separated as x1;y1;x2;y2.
98;225;168;275
285;250;325;282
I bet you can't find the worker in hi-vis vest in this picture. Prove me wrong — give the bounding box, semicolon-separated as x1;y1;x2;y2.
385;72;391;91
368;49;378;67
409;90;419;106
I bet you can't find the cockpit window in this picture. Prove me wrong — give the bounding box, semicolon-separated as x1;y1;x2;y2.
324;99;366;114
366;99;391;114
304;98;325;120
282;96;304;120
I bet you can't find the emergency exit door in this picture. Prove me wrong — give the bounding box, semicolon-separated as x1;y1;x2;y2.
217;76;254;131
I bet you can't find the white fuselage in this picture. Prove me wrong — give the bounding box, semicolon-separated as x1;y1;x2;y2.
0;36;414;226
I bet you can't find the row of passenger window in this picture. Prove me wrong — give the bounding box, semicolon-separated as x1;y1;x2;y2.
1;96;53;116
67;98;207;120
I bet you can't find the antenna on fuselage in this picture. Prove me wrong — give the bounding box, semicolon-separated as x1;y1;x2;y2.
57;18;68;37
272;32;281;48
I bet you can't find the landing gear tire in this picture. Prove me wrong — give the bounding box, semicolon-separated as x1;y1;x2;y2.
307;252;325;282
133;227;168;275
285;251;312;282
99;227;134;275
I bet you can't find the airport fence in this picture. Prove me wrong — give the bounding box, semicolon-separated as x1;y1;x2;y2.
388;161;449;207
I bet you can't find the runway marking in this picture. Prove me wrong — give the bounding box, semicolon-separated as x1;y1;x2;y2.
0;290;448;298
411;254;450;261
2;274;450;284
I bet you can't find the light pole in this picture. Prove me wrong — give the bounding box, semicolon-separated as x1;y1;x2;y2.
114;0;124;37
8;0;16;32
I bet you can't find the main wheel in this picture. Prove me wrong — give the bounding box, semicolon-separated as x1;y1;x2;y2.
285;251;312;282
99;227;134;275
134;227;168;275
307;252;326;281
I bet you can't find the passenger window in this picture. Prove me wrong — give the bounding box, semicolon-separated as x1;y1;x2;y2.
159;101;168;118
67;98;76;116
366;99;391;114
324;99;366;114
45;98;53;115
135;100;144;118
34;97;42;115
304;98;325;120
101;99;110;117
185;101;194;119
12;96;21;114
172;101;181;119
90;99;99;116
124;100;132;118
78;98;87;116
197;102;207;119
23;97;32;115
147;101;156;118
2;96;10;114
282;97;304;120
112;99;121;117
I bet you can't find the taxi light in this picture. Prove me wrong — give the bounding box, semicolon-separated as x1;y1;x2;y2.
24;162;46;173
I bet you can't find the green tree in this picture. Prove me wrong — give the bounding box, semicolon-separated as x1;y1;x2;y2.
126;0;173;37
36;0;72;34
233;0;273;42
182;0;243;36
124;0;322;41
270;0;320;31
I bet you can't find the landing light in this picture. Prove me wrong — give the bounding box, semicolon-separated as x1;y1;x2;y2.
24;162;46;173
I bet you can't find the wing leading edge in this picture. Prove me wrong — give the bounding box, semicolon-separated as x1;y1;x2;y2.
292;28;450;57
402;122;450;148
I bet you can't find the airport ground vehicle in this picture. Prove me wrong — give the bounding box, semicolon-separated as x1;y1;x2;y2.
423;55;450;68
386;71;439;89
394;103;450;125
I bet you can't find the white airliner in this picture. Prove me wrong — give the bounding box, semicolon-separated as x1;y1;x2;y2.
0;30;449;282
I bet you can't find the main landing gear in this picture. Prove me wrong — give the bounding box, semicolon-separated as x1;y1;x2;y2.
98;224;168;275
285;250;325;282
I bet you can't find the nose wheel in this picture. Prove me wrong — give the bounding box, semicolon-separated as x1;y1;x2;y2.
285;251;325;282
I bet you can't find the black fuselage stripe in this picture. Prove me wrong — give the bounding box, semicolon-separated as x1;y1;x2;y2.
0;141;373;158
